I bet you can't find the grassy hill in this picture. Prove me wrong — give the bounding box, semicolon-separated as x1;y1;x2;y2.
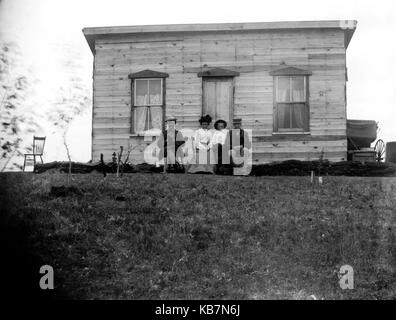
1;172;395;299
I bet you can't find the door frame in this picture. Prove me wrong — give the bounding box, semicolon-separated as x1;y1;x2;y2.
201;76;235;125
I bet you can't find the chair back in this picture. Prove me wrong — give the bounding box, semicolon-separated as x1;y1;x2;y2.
33;136;46;155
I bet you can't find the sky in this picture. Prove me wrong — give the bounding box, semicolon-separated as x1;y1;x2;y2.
0;0;395;163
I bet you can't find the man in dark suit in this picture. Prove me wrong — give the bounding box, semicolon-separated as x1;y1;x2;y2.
225;118;252;175
157;116;185;173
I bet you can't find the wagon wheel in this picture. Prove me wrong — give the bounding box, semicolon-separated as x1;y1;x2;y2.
374;139;385;162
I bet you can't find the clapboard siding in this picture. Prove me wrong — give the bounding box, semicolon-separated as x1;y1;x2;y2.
91;27;349;163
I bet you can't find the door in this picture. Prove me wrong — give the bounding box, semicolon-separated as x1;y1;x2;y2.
202;77;234;125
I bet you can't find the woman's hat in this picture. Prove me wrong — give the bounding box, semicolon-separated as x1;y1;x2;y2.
214;119;227;129
199;114;212;124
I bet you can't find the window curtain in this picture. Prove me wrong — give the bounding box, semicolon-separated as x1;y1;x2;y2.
135;107;148;132
277;77;290;102
291;77;305;102
276;76;307;130
291;77;306;130
134;79;163;133
292;90;304;102
136;79;161;105
291;104;306;130
136;79;149;106
149;80;162;105
277;103;290;129
150;106;162;130
134;106;162;133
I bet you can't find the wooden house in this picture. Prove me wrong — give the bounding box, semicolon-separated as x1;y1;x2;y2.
83;20;357;164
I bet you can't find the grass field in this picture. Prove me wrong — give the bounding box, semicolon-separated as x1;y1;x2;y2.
0;172;395;299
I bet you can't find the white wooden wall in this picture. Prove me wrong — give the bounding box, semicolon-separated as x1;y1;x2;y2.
92;29;347;164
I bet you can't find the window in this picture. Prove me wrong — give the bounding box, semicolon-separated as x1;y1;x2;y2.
135;79;162;106
129;70;169;134
132;78;163;134
275;75;309;132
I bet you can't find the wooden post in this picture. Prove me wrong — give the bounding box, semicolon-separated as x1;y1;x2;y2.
163;157;167;173
117;146;123;177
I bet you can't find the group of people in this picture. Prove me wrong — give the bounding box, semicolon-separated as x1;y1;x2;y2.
158;114;251;175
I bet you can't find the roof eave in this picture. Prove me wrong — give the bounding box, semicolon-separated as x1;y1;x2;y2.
344;28;356;49
82;20;358;55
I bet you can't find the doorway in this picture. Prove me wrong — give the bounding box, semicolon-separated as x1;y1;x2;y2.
202;77;234;125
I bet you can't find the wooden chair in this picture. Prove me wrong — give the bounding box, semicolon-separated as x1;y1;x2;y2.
23;136;46;172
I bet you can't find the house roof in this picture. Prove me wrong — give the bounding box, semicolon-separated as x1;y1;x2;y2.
83;20;357;54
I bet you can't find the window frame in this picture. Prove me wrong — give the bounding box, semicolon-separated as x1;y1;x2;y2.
273;75;310;133
129;70;168;135
134;78;163;107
